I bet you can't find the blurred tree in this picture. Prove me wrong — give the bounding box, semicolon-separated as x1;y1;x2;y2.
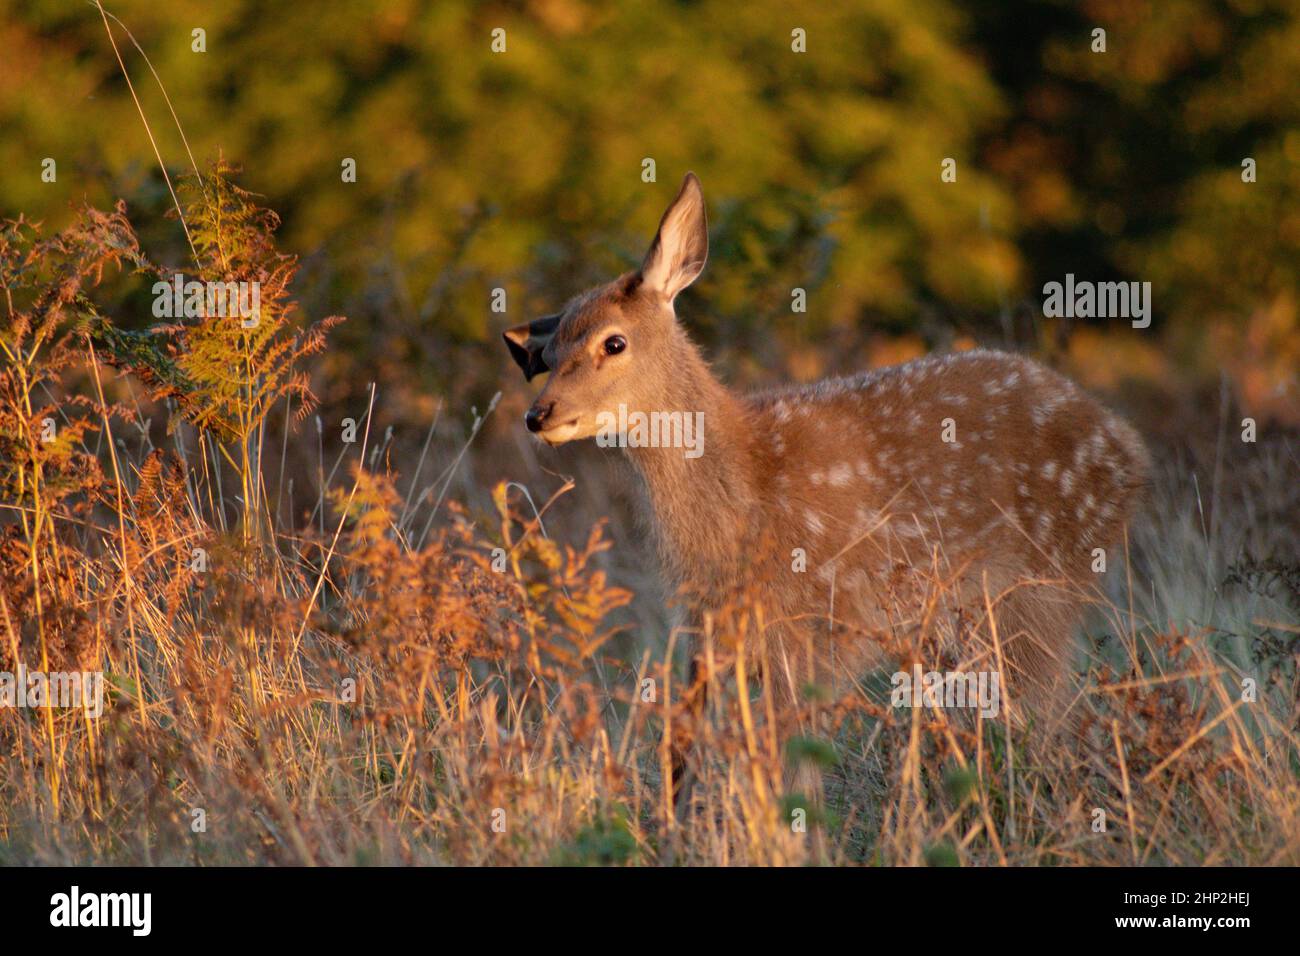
0;1;1008;390
0;0;1294;417
974;0;1299;397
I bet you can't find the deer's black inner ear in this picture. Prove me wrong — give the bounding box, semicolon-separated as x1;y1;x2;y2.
503;331;541;380
618;272;644;299
503;314;561;381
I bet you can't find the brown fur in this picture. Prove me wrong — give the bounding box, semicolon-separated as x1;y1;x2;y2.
505;173;1150;743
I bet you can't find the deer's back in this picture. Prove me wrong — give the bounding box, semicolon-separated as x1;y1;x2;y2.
750;350;1149;587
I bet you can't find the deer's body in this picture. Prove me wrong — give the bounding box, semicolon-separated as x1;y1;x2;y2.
627;343;1148;711
506;173;1149;725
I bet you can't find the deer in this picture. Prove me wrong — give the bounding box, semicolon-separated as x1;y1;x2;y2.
503;172;1150;797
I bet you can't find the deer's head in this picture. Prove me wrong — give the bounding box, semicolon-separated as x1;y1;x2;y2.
503;173;708;445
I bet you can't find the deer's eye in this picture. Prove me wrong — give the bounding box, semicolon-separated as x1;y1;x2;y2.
603;334;627;356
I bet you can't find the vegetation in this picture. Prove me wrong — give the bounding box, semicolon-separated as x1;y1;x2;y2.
3;1;1296;417
1;177;1296;864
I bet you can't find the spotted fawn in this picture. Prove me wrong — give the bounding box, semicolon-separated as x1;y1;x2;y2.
505;172;1150;739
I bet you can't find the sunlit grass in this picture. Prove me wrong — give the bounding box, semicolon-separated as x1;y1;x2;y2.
1;189;1296;866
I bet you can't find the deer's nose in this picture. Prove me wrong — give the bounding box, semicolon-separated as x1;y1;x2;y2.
525;401;554;433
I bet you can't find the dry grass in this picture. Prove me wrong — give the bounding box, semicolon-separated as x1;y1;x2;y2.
1;177;1297;867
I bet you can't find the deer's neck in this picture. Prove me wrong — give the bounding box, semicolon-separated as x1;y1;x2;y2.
622;339;759;589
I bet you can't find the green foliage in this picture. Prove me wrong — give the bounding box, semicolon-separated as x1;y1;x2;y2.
786;734;839;769
4;0;1293;393
778;793;835;833
0;1;1007;359
77;312;197;402
942;765;978;804
552;806;639;866
972;0;1300;359
924;840;959;867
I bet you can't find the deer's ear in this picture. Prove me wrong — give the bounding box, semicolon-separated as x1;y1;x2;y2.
503;314;560;381
640;172;708;302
